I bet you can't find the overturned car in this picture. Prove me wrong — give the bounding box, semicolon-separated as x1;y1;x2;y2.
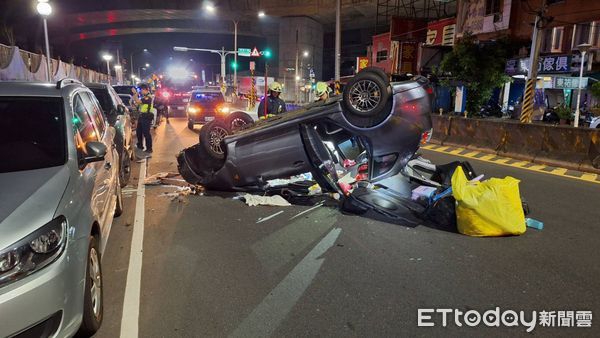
177;69;443;220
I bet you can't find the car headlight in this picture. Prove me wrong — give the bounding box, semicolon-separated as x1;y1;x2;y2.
187;107;200;114
0;216;67;287
219;107;230;114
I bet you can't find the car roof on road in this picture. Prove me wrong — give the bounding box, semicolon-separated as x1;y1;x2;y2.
0;81;84;97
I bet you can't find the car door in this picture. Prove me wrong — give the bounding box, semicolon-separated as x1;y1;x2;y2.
108;86;132;153
75;92;116;240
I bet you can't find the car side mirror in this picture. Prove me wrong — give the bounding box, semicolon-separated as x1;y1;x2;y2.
84;141;107;163
117;105;126;115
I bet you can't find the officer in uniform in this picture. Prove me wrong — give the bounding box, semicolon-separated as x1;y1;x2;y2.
131;84;153;153
257;82;286;119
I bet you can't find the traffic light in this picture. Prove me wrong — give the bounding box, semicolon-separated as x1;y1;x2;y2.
263;49;272;58
231;61;238;70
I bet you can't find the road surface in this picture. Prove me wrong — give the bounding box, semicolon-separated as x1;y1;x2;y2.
94;118;600;337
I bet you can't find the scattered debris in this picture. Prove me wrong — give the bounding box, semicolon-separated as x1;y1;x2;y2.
243;194;292;207
159;185;205;203
144;172;180;185
525;218;544;230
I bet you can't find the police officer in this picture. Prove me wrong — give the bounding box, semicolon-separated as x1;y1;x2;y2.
131;84;153;154
258;82;286;119
315;82;333;102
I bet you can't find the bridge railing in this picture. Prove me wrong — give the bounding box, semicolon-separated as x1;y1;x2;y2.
0;43;112;83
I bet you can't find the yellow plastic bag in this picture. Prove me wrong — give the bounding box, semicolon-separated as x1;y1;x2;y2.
451;166;526;237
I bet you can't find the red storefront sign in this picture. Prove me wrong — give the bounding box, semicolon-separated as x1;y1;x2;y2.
356;57;369;72
371;32;393;73
425;18;456;46
400;42;418;74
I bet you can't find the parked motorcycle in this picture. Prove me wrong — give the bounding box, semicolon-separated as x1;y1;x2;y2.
478;102;503;118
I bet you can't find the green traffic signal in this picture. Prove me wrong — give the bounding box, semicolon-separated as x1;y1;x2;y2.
263;50;272;58
231;61;238;70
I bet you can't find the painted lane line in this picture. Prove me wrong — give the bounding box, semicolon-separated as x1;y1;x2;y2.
289;202;325;220
256;210;285;224
230;227;342;338
120;159;147;338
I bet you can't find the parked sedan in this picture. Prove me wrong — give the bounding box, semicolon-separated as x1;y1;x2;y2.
178;69;434;218
86;83;133;187
0;79;123;337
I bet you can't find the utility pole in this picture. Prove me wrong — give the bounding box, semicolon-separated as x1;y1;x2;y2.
520;0;547;123
295;28;299;104
334;0;341;94
233;20;238;95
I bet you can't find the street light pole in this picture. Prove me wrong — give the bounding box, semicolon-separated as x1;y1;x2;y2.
334;0;341;91
42;18;52;82
574;43;592;128
173;46;236;93
36;1;53;82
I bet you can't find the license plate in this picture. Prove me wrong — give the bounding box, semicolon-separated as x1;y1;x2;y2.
177;106;185;110
205;117;215;121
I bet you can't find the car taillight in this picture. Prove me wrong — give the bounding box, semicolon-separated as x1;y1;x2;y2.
420;128;433;144
425;86;434;95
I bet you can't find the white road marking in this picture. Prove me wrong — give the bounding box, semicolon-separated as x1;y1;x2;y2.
119;159;147;338
230;227;342;338
256;210;285;224
289;201;324;220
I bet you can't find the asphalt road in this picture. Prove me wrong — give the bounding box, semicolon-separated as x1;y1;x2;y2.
94;118;600;337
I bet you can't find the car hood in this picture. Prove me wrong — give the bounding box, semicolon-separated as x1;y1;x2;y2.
0;166;70;250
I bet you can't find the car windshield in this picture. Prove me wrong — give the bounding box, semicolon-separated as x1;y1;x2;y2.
0;97;66;173
90;88;112;113
191;92;224;104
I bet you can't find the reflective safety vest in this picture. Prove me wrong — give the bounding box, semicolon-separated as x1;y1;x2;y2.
139;94;154;113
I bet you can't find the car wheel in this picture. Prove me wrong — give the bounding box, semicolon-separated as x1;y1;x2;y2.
342;71;392;128
227;111;254;132
200;120;229;160
114;179;123;217
187;120;194;130
356;67;389;83
76;236;103;337
340;196;369;215
119;150;131;187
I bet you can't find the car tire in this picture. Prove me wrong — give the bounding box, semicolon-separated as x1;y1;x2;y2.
340;196;369;215
187;120;194;130
200;120;230;160
119;150;131;187
76;236;103;337
356;67;389;83
114;178;123;217
227;111;254;132
342;71;392;128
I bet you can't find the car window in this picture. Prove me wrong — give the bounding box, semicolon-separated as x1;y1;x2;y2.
72;94;99;144
89;87;113;114
81;92;106;136
108;86;124;106
0;97;66;173
190;92;224;104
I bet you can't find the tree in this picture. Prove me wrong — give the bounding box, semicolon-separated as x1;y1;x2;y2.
437;33;518;116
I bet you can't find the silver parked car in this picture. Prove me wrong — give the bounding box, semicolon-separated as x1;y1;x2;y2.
0;79;123;337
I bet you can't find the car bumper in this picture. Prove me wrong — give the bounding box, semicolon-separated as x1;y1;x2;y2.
0;239;86;338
